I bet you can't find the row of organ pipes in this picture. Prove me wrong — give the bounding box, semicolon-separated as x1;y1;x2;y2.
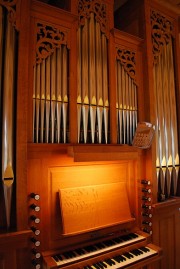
77;14;109;144
32;9;179;200
153;38;179;199
116;58;138;145
33;12;138;145
33;44;68;144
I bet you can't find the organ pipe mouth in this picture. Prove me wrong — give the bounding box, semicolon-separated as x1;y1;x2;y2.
2;164;14;186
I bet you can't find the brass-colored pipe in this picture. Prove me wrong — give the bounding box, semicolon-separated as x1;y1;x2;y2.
2;17;16;228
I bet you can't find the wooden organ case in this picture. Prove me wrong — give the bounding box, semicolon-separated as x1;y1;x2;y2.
1;0;180;269
27;0;163;269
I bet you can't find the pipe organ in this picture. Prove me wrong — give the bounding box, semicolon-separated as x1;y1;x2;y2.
151;10;180;200
0;1;180;269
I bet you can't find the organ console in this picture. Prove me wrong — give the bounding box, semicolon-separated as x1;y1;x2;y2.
36;162;162;269
42;232;162;269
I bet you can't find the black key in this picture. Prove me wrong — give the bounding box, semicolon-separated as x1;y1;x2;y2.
104;239;116;247
52;255;59;262
123;252;134;259
128;233;138;238
99;261;107;268
140;246;150;253
113;237;123;243
104;258;115;266
97;261;106;268
57;254;63;261
75;248;86;255
84;245;97;252
121;235;132;241
93;263;101;269
113;255;123;263
95;243;106;249
130;249;141;256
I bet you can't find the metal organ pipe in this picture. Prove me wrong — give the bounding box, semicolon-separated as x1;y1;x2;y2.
96;20;103;144
50;49;56;143
0;5;3;101
77;12;109;144
154;38;179;200
116;56;138;145
2;16;16;228
33;42;69;143
45;55;51;143
89;13;96;144
56;47;62;143
62;45;68;143
40;59;45;143
102;33;109;144
81;18;89;143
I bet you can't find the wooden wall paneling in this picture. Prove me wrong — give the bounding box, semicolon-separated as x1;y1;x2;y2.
27;12;37;143
152;199;180;269
0;230;32;269
16;0;31;230
106;0;117;144
108;30;117;144
69;19;78;143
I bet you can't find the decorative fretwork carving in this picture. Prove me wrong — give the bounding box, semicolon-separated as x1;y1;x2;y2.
0;0;17;28
78;0;108;37
116;48;136;83
36;23;68;64
151;10;173;64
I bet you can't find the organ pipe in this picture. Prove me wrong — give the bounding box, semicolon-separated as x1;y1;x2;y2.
2;15;16;228
33;43;69;144
154;39;179;200
116;55;138;145
77;12;109;144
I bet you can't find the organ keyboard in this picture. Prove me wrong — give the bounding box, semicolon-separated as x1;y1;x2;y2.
42;231;162;269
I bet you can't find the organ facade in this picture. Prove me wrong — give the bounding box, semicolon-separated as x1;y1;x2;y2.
0;0;180;269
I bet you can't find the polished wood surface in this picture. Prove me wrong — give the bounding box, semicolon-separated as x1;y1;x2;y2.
152;198;180;269
27;144;142;251
0;230;32;269
0;1;179;269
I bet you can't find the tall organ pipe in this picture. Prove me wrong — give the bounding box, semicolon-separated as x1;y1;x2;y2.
154;39;179;200
2;16;16;228
77;14;109;144
0;5;3;99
